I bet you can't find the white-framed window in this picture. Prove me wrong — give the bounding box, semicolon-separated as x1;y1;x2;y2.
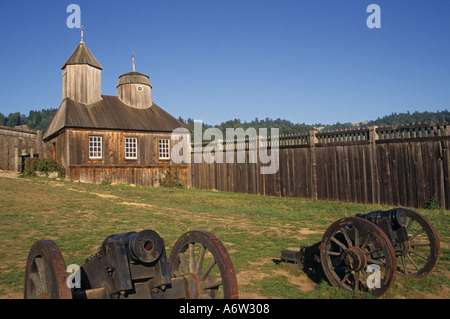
89;136;102;159
125;137;138;159
158;139;170;160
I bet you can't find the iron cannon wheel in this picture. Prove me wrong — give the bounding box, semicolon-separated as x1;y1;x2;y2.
396;209;440;278
24;240;72;299
169;230;239;299
320;217;397;298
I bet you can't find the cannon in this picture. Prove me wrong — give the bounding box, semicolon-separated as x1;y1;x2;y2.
281;208;440;297
24;229;239;299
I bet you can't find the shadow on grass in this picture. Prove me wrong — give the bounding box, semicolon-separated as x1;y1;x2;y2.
272;258;329;286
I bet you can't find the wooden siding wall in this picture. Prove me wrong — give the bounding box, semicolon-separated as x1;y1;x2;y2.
62;64;102;105
191;124;450;209
49;131;68;167
117;83;152;109
68;165;189;187
66;129;175;166
55;128;190;187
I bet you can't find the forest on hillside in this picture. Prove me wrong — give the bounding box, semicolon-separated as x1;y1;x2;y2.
0;109;57;132
1;108;449;135
179;109;450;135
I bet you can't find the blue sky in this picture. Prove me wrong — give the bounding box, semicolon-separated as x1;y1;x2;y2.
0;0;449;125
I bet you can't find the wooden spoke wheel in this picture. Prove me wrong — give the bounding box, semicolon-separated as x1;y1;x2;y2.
320;217;397;298
169;231;238;299
396;209;440;278
24;240;72;299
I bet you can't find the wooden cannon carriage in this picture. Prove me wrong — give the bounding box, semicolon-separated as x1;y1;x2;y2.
281;208;440;297
24;230;238;299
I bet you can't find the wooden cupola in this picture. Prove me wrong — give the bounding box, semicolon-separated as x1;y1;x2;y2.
117;53;153;109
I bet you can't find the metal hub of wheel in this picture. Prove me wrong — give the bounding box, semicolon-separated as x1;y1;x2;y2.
341;246;367;272
181;273;202;299
397;240;412;256
169;230;239;299
320;217;397;298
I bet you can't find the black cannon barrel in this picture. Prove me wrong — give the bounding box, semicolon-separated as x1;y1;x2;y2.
105;230;165;264
355;208;407;229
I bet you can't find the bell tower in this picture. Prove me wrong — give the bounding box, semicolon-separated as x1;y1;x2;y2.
62;27;102;105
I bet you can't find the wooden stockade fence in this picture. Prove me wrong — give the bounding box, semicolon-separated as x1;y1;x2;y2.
190;122;450;209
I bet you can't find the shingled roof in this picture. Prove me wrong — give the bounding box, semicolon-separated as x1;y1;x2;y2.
62;42;103;70
43;95;188;141
117;71;152;88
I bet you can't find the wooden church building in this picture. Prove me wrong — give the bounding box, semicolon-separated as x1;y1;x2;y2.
43;31;190;186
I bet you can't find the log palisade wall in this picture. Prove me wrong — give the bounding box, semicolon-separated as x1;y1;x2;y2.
191;123;450;209
0;126;43;172
2;122;448;209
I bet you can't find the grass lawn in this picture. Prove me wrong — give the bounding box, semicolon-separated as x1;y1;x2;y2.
0;174;448;299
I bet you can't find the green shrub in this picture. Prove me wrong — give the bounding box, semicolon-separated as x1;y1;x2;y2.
159;166;184;188
427;196;439;209
23;158;65;177
22;158;40;176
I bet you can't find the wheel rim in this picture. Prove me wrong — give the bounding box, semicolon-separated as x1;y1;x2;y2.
24;240;72;299
169;231;238;299
320;217;397;298
396;209;440;277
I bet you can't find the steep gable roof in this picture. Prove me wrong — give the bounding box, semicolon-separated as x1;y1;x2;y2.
43;95;188;141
